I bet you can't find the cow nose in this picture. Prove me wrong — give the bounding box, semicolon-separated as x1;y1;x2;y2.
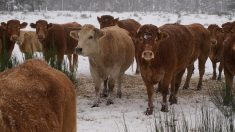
142;51;154;61
211;39;217;45
11;35;18;41
75;48;83;54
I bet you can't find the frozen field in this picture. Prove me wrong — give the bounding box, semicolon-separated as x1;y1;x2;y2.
1;11;235;132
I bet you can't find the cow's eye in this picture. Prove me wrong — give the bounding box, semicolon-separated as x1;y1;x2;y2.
88;36;93;39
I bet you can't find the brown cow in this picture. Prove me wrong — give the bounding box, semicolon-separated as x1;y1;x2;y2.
17;31;43;59
0;59;76;132
70;24;134;106
97;15;141;74
0;20;27;58
207;24;225;80
30;20;81;71
223;33;235;105
136;24;194;115
182;23;211;90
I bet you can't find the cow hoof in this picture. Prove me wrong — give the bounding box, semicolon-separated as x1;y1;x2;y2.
106;99;114;105
135;71;140;74
217;77;221;81
183;85;189;90
197;85;202;90
145;107;153;115
91;103;99;108
101;93;108;98
212;76;216;80
160;106;169;112
169;96;177;105
117;92;122;98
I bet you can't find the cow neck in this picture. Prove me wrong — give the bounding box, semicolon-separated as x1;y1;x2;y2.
88;44;104;67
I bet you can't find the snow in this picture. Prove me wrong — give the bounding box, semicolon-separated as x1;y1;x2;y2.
1;11;234;132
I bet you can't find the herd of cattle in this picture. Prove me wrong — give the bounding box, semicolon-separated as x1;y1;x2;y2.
0;15;235;131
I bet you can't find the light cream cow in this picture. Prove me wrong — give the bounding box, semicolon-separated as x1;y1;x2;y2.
70;24;135;106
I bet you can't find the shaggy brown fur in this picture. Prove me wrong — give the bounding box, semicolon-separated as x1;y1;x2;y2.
97;15;141;74
0;59;76;132
207;24;225;80
136;24;194;115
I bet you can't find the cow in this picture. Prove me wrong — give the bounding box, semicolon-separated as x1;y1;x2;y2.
70;24;135;107
136;24;194;115
0;20;27;58
0;59;76;132
181;23;212;90
30;20;80;71
97;15;141;74
223;32;235;105
17;31;43;59
207;24;225;80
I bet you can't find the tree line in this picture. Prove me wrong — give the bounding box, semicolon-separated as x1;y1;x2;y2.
0;0;234;14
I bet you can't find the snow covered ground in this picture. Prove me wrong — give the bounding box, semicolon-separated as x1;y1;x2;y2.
1;11;235;131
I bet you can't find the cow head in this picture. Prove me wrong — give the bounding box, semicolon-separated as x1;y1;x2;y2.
70;24;104;56
136;24;168;61
30;20;53;42
207;24;223;46
97;15;119;29
1;20;27;42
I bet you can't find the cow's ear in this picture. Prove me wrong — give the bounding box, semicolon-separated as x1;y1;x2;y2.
114;18;119;24
70;30;79;40
20;22;27;29
30;23;36;28
158;30;169;41
1;22;7;29
47;23;53;29
94;28;104;39
97;17;101;23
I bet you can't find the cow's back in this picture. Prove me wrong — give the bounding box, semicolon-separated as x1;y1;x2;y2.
46;24;66;54
117;19;141;38
159;24;194;70
99;26;135;72
0;59;76;132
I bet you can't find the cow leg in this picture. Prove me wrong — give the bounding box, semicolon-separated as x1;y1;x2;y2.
73;54;78;71
116;73;124;98
160;73;172;112
106;78;115;105
135;58;140;74
169;69;185;104
101;78;108;97
212;61;217;80
197;56;207;90
144;83;154;115
223;68;234;106
68;54;73;72
183;64;194;89
57;53;64;70
217;62;223;80
92;78;102;107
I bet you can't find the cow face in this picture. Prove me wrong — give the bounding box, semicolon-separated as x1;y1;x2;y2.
207;24;222;46
137;24;168;61
30;20;53;42
1;20;27;42
97;15;119;29
70;24;104;56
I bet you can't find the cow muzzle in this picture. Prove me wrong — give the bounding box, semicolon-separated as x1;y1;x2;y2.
10;35;19;42
211;39;217;46
75;47;83;55
37;34;45;41
142;50;154;61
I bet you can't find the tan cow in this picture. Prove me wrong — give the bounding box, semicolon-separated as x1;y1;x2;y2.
70;24;135;106
17;31;43;58
0;59;76;132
